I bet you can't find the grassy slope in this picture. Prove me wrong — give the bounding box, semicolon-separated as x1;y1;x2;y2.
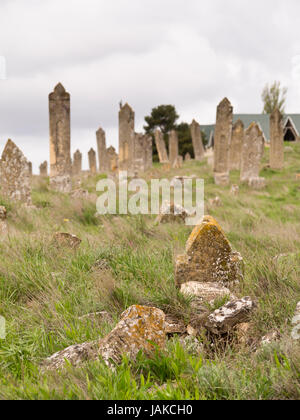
0;144;300;400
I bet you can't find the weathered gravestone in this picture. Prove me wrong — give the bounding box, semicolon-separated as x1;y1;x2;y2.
154;129;169;163
49;83;72;192
190;119;205;161
213;98;233;185
240;122;265;188
0;139;32;205
88;148;97;174
229;119;244;170
175;215;243;287
39;161;48;177
106;146;118;173
96;127;108;172
169;130;179;167
270;108;284;170
72;150;82;175
118;103;135;173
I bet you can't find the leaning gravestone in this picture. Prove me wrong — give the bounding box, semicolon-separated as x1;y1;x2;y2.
169;130;179;166
175;215;244;287
154;129;169;163
0;139;32;205
190;119;205;161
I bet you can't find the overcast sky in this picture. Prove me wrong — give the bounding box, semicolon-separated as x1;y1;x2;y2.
1;0;300;172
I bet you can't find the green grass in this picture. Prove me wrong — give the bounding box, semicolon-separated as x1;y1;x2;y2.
1;143;300;399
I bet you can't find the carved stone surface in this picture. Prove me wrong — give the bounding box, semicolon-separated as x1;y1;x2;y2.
0;139;32;205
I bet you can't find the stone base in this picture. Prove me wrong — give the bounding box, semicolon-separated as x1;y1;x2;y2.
214;172;229;186
248;177;266;190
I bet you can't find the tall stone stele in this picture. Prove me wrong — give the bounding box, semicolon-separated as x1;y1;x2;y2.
0;139;32;205
154;129;169;163
49;83;72;192
88;148;97;174
72;150;82;176
190;120;205;161
240;122;265;186
169;130;179;166
39;161;48;177
229;119;244;171
270;108;284;170
213;98;233;185
96;127;108;172
118;103;135;173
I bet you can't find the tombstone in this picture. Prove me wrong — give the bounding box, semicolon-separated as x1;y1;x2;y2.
175;215;244;287
270;108;284;170
169;130;179;166
39;161;48;177
240;122;265;185
88;148;97;174
96;127;108;172
190;120;205;161
0;139;32;205
172;155;183;169
28;162;33;176
133;133;153;173
229;119;244;171
185;153;191;161
154;129;169;163
49;83;72;192
213;98;233;185
106;146;118;173
72;150;82;176
118;103;135;172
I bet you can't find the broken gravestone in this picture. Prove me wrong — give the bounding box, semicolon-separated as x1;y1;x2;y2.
156;202;189;224
205;297;256;335
0;139;32;205
43;305;166;370
53;232;82;249
175;215;244;287
180;281;236;306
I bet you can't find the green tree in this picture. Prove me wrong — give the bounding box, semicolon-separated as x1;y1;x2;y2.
144;105;179;162
144;105;179;135
262;81;287;114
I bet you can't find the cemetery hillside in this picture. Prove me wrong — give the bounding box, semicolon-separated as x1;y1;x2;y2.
0;126;300;399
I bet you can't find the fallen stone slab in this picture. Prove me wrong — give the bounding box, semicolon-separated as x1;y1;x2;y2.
180;281;237;305
44;305;166;371
53;232;82;249
155;202;189;224
205;297;256;335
